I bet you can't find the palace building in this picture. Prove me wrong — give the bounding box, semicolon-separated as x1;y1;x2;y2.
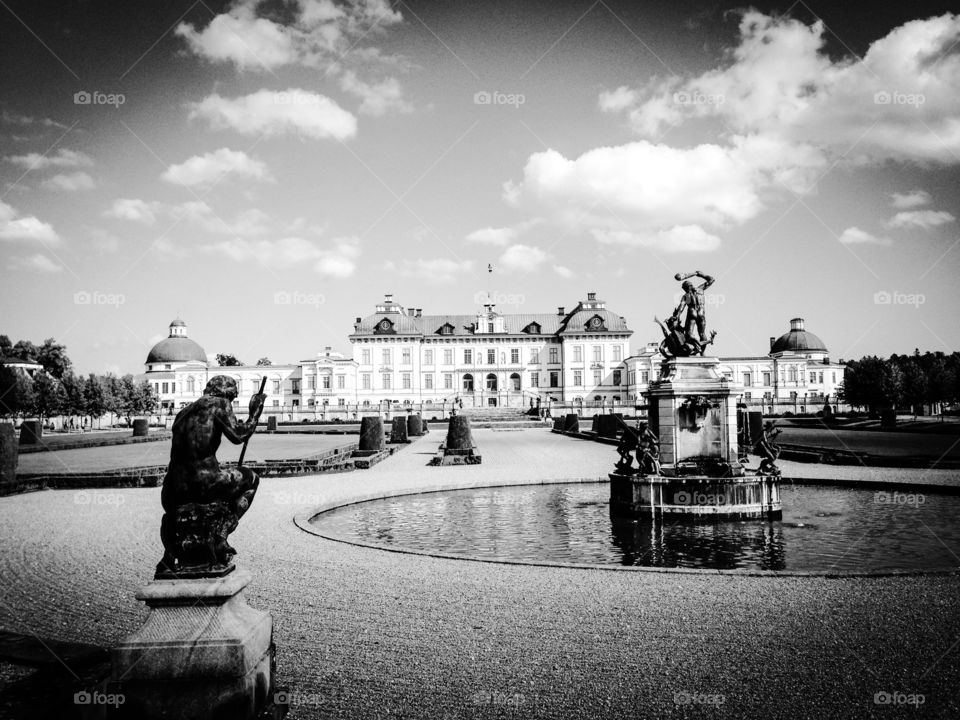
142;296;846;419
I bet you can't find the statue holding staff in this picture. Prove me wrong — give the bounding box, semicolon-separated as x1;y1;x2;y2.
672;270;716;355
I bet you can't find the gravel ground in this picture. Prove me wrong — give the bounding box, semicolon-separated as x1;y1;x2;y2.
0;429;958;719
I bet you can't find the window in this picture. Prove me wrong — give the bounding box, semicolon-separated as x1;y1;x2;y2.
612;345;622;362
743;372;752;387
382;349;391;365
487;322;494;333
402;348;411;365
788;366;798;382
531;372;539;388
292;379;300;394
531;348;540;364
273;380;280;394
292;399;300;408
361;349;371;365
613;369;622;385
251;379;260;393
819;372;824;384
593;369;602;386
810;372;817;384
322;376;331;389
424;349;434;365
486;374;497;391
511;348;519;364
549;347;558;364
550;371;559;387
336;375;345;390
762;372;771;387
272;399;279;407
162;382;169;393
308;375;316;390
641;371;649;384
463;374;474;391
402;373;411;389
186;377;195;393
628;371;636;385
744;392;752;401
443;373;453;389
573;370;583;386
308;399;316;407
170;382;175;393
383;374;392;390
443;349;453;365
424;374;433;389
338;398;345;406
832;372;836;383
362;374;371;390
165;364;172;370
487;349;496;365
593;345;602;362
573;345;583;362
510;373;521;391
464;349;473;364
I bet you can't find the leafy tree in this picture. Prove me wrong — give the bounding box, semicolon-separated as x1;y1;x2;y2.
837;356;902;416
898;362;927;418
116;375;159;423
31;373;65;423
256;357;272;366
83;374;109;429
0;335;12;358
60;372;86;417
217;353;242;367
11;340;37;362
35;338;72;379
0;366;34;417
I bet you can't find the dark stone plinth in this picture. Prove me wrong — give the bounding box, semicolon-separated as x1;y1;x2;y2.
0;424;16;491
359;417;385;451
563;413;579;433
390;417;409;444
266;416;278;433
18;421;41;445
406;414;423;437
132;419;149;437
422;419;429;434
881;408;897;429
552;418;563;431
111;568;274;720
590;415;600;433
445;416;475;451
609;472;781;520
596;414;619;438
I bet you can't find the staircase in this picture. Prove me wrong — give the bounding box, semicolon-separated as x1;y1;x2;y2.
458;406;548;429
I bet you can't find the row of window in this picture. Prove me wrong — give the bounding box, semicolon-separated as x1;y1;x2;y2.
359;345;623;366
742;370;836;387
359;371;564;391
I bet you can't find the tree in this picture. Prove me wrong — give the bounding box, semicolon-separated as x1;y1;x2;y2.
0;335;12;358
217;353;242;367
35;338;72;379
898;362;927;418
31;373;65;423
116;375;158;423
83;374;108;429
11;339;37;362
256;357;272;366
837;356;902;416
60;372;86;418
0;366;34;418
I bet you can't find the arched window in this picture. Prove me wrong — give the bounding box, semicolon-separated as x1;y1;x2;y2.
486;373;498;391
463;373;474;391
362;400;370;406
510;373;521;391
186;376;195;393
788;366;798;383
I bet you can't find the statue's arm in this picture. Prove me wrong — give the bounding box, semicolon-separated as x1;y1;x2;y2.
697;271;715;290
215;402;257;445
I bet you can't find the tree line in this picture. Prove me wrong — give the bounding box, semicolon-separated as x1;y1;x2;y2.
0;335;157;427
838;351;960;416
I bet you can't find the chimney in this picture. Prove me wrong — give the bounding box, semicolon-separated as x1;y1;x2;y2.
587;292;596;301
557;306;565;316
416;308;422;317
408;307;415;316
355;317;362;324
385;293;393;304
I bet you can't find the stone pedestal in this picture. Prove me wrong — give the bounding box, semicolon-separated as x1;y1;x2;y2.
429;416;481;465
563;413;579;433
132;419;149;437
390;416;409;444
354;417;385;457
0;424;17;493
266;416;277;433
111;568;274;720
18;420;41;445
406;414;423;437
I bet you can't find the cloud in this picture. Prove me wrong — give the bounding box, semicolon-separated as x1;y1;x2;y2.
198;236;360;276
176;2;297;70
7;253;62;274
465;226;517;246
0;201;60;243
603;12;960;164
41;171;95;191
838;227;891;246
0;110;69;130
5;148;93;170
161;148;273;188
189;89;357;140
553;265;574;278
891;190;932;209
103;198;162;224
593;225;723;253
105;197;272;236
887;210;956;229
338;71;412;116
498;244;548;273
384;257;474;281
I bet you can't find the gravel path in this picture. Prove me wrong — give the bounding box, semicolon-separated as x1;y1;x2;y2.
1;429;958;719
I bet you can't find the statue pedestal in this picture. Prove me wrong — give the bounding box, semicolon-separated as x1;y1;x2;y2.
111;568;275;720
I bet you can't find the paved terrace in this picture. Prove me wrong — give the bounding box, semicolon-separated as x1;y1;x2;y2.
1;429;958;719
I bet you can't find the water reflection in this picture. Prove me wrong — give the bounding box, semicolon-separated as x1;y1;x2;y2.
311;483;960;572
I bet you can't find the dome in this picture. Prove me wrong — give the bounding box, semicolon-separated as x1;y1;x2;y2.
770;318;827;354
146;319;208;365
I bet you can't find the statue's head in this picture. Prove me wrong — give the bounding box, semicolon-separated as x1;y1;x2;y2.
203;375;239;401
682;280;694;292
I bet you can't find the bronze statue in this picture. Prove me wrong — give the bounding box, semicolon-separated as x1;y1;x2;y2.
615;425;639;472
636;422;661;476
756;420;782;476
155;376;266;578
669;270;717;356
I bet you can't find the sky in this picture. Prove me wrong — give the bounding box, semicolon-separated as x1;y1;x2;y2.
1;0;959;375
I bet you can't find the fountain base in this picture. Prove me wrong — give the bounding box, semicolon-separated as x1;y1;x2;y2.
610;471;782;520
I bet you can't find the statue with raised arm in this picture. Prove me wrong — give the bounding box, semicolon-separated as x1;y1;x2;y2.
155;375;266;578
756;420;782;476
672;270;717;355
637;422;661;477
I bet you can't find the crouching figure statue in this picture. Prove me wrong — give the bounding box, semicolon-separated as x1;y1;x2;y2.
155;376;265;578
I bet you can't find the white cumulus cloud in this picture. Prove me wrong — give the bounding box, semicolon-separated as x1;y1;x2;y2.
161;148;273;188
887;210;956;229
0;201;60;244
838;227;891;246
7;253;62;273
41;172;95;191
4;148;93;170
498;244;547;273
891;190;932;209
